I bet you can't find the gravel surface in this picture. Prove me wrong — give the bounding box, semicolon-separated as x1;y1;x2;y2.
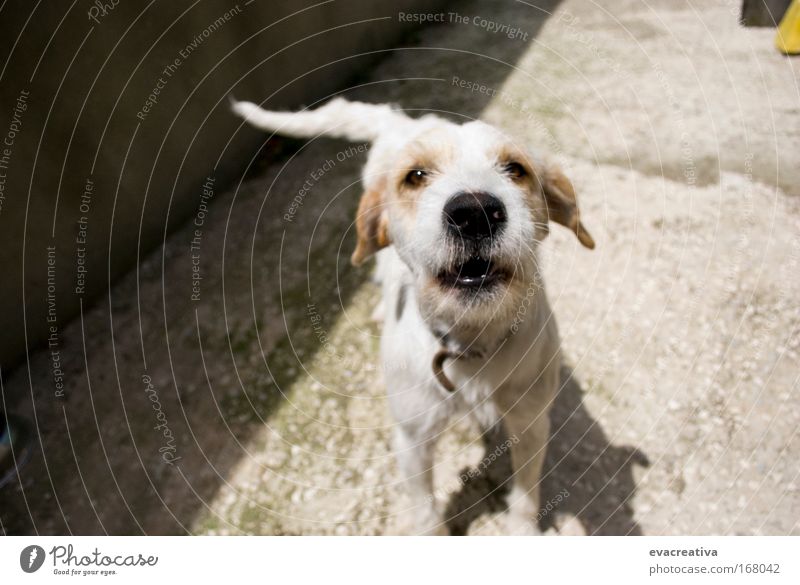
1;0;798;535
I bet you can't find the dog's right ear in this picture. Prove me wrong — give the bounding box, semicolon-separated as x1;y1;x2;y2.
351;189;390;266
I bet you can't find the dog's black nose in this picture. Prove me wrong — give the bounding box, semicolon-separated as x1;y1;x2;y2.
443;192;506;240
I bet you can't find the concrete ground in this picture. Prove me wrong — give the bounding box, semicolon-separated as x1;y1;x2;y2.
1;0;798;535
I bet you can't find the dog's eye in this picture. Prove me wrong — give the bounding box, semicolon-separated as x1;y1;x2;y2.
404;169;428;187
503;162;527;179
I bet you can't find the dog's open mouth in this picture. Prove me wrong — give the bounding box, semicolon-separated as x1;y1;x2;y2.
437;256;509;290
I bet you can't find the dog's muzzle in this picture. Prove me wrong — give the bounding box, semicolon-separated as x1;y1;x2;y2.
437;192;511;291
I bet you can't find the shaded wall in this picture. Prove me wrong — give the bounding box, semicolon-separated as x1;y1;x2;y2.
741;0;791;25
0;0;447;370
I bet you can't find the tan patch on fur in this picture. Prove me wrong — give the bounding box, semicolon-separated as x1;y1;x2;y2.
389;132;457;225
351;188;390;266
496;143;531;170
496;144;537;188
397;131;456;190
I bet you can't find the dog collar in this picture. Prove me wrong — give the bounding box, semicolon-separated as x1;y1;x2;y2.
430;329;510;393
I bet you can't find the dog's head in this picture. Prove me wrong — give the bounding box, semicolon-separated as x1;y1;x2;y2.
352;120;594;332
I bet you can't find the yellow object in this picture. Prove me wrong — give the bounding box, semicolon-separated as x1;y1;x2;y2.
776;0;800;55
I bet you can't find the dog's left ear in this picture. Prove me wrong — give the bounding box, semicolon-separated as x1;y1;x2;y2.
539;164;595;249
351;189;390;266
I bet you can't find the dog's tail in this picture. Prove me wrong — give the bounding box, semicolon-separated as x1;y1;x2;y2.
230;96;407;143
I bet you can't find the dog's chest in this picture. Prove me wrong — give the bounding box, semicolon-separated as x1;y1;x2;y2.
377;248;558;415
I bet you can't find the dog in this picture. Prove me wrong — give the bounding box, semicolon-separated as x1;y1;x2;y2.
231;97;594;534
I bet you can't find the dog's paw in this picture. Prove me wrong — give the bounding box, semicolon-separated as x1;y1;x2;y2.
505;511;542;536
553;513;586;536
418;523;449;536
412;507;448;536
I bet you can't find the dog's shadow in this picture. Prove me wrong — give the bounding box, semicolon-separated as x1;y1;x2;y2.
444;365;649;535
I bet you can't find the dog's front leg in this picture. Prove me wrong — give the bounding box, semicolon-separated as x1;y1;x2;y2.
502;406;551;535
393;427;446;535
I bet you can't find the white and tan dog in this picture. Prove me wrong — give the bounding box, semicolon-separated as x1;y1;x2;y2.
232;97;594;535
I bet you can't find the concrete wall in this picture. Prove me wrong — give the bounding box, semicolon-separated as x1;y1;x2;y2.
0;0;447;371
